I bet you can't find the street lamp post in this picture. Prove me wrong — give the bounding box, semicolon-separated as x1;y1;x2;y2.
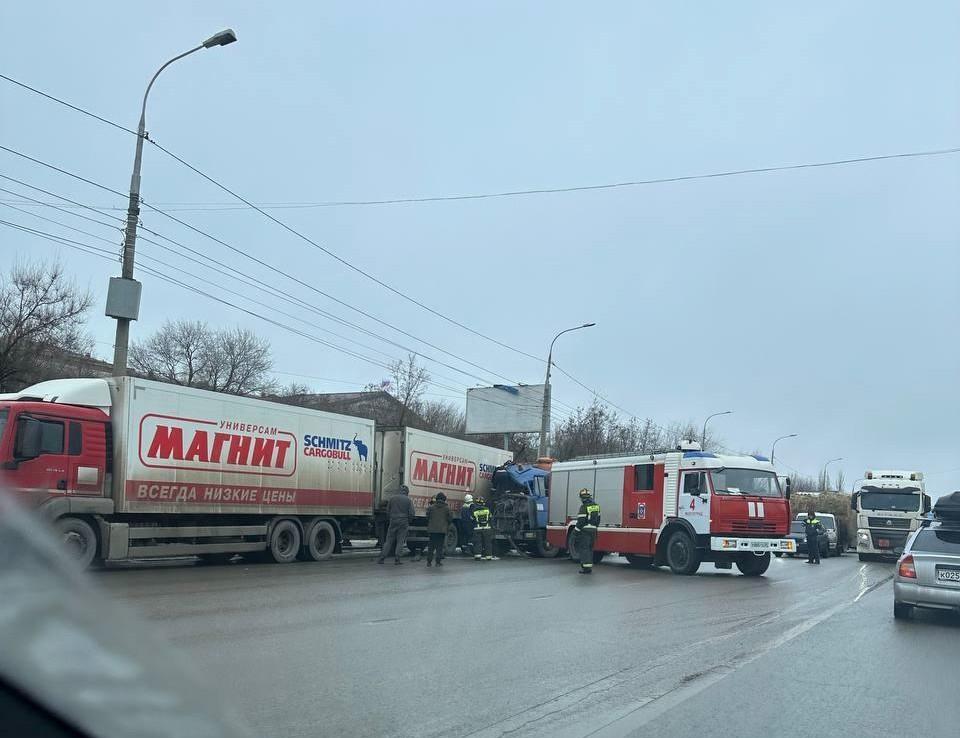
823;457;843;491
538;323;595;458
111;29;238;376
770;433;798;464
701;410;732;449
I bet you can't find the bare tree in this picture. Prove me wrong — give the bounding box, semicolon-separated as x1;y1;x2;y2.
205;327;273;395
131;320;275;396
384;353;430;426
417;399;466;436
834;469;846;493
0;260;93;391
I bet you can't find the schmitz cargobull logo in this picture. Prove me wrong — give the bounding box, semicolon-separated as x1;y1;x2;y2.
409;451;476;491
139;414;297;477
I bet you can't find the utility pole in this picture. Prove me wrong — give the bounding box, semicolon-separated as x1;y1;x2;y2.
538;323;595;458
109;29;238;376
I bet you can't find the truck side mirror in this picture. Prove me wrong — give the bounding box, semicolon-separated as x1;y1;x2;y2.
14;417;42;461
850;492;859;511
784;477;791;500
923;494;932;514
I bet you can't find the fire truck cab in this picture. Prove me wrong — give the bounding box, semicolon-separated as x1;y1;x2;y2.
546;442;795;576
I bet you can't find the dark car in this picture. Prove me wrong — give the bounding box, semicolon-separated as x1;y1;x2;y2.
786;520;829;559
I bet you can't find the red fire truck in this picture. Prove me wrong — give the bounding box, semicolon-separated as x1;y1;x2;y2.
546;443;795;576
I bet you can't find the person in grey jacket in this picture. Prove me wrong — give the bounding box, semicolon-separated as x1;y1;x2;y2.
377;486;416;565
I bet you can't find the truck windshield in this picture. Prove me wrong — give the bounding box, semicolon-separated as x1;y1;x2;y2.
710;468;781;497
860;489;921;512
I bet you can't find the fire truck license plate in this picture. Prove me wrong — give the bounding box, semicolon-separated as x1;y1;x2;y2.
747;540;768;549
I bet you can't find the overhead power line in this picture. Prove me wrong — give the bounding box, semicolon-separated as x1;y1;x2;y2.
0;213;570;421
0;74;544;362
0;144;528;387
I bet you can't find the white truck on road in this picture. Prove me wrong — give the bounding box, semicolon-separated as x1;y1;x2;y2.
852;470;931;560
0;377;510;567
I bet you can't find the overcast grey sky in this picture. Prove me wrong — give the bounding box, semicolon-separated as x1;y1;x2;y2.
1;2;958;494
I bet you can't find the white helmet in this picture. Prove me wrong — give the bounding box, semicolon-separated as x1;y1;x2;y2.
463;494;474;505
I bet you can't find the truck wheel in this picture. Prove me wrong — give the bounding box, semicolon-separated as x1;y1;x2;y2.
443;523;459;555
55;517;98;569
592;551;605;564
665;530;700;575
302;520;336;561
267;519;301;564
736;552;771;576
566;528;580;563
532;534;561;558
624;554;654;568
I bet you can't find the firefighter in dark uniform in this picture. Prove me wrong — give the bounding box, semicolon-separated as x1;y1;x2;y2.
472;497;494;561
575;488;601;574
804;510;824;564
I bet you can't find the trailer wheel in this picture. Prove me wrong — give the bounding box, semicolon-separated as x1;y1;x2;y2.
302;520;337;561
665;529;700;575
624;554;654;568
267;519;301;564
531;533;561;558
443;523;459;555
736;552;771;576
55;517;98;569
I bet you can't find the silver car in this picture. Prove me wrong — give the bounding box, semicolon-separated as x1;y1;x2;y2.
893;522;960;619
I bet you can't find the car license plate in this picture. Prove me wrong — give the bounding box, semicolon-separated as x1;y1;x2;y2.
877;539;890;548
936;568;960;583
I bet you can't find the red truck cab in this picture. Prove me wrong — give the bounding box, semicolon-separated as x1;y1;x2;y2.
0;399;110;510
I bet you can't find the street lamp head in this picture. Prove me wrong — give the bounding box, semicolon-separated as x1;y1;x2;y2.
203;29;238;48
582;322;596;328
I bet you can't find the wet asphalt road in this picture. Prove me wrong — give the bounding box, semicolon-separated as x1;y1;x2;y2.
96;551;960;738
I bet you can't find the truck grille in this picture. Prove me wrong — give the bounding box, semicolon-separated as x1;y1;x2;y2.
867;517;911;529
729;520;777;534
870;531;909;550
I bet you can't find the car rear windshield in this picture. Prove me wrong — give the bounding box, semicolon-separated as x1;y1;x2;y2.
912;529;960;554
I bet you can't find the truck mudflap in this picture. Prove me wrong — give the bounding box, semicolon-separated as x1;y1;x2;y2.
711;536;795;553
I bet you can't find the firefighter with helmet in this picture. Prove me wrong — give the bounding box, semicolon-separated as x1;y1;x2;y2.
460;493;477;556
472;496;495;561
575;488;601;574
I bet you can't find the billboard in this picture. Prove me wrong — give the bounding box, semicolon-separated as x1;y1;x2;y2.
465;384;545;434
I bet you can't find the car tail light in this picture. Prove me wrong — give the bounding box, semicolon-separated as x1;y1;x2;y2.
898;555;917;579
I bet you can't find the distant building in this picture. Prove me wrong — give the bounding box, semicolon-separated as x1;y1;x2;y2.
273;390;428;428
